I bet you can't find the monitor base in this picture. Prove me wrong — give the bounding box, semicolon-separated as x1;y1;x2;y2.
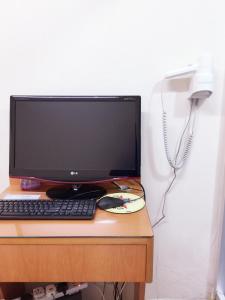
46;184;106;200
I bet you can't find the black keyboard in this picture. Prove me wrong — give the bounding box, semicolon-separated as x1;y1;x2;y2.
0;199;96;220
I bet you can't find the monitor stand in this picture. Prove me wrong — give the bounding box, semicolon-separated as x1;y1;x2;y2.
46;184;106;200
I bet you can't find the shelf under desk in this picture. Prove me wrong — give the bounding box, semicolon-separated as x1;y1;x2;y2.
0;179;153;300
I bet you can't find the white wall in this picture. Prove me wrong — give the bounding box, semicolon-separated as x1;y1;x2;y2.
217;206;225;297
0;1;225;299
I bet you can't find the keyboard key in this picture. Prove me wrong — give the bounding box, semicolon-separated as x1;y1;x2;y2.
0;199;96;220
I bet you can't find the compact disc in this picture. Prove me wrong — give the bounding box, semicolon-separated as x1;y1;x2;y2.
102;192;145;214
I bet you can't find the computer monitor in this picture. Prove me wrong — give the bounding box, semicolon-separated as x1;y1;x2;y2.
9;95;141;199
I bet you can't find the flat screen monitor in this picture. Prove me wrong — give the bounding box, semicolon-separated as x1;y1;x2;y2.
9;96;141;192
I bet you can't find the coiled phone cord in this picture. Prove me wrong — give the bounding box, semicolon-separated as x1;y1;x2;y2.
153;81;198;228
162;99;197;170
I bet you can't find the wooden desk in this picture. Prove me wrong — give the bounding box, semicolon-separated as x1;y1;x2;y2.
0;179;153;300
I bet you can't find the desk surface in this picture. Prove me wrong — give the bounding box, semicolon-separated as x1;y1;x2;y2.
0;179;153;297
0;179;153;239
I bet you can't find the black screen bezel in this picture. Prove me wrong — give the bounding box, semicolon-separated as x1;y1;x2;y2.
9;95;141;183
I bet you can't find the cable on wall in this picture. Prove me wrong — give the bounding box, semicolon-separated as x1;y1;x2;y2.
152;80;199;228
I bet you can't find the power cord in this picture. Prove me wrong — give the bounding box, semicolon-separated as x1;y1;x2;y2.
116;283;126;300
134;180;146;201
153;81;198;228
90;282;126;300
113;282;126;300
102;282;106;299
161;80;197;170
91;283;106;300
113;282;118;300
112;180;146;202
152;167;177;228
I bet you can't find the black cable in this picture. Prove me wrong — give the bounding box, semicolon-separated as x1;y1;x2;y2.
55;189;104;200
153;100;195;228
152;167;177;228
134;180;146;201
111;181;123;189
116;283;120;299
124;193;145;203
114;282;118;300
110;181;145;204
117;282;126;300
120;282;126;300
112;180;146;201
64;182;144;202
102;282;106;300
111;181;143;192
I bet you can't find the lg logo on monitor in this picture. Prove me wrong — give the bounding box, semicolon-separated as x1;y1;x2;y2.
70;171;78;176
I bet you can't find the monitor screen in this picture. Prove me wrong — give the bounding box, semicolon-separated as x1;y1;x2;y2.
9;95;141;183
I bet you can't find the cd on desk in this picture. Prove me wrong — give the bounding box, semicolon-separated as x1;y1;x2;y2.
102;192;145;214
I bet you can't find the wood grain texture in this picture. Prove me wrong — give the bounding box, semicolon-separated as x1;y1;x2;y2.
0;179;153;238
0;244;146;282
0;179;153;299
146;238;154;281
134;283;145;300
